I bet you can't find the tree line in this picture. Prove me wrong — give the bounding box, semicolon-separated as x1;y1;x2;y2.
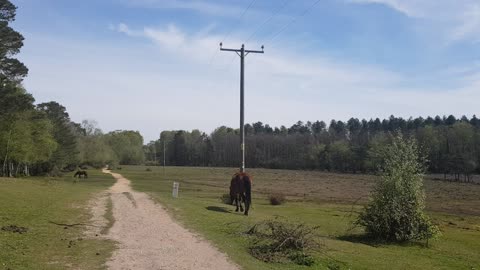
147;116;480;182
0;94;146;177
3;0;479;181
0;0;145;177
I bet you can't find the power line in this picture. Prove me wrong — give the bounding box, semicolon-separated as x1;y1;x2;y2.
208;0;259;67
222;0;258;44
223;0;284;72
223;0;287;71
262;0;321;46
245;0;290;43
223;0;321;71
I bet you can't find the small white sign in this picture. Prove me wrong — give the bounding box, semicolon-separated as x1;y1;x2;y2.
172;182;179;198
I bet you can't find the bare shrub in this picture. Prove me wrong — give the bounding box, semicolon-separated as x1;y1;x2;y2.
246;218;318;266
1;225;28;234
144;161;159;166
269;193;286;205
220;193;232;205
48;166;63;177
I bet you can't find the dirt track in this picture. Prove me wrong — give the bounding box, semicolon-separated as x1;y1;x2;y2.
94;169;239;270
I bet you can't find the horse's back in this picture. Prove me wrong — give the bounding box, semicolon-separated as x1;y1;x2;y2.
230;174;244;194
74;170;88;178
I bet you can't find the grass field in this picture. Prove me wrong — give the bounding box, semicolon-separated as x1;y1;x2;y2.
116;165;480;270
0;170;115;270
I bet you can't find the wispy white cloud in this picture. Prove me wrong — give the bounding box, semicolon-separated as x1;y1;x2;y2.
144;25;186;48
349;0;425;17
121;0;250;17
450;4;480;43
111;22;221;62
19;23;480;141
110;23;480;119
111;23;402;88
349;0;480;44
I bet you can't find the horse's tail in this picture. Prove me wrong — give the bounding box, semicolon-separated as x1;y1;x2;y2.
229;177;235;205
244;176;252;206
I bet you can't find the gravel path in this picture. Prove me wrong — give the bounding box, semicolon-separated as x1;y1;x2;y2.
97;169;239;270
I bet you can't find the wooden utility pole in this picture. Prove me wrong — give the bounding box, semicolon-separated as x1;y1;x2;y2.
163;140;166;177
220;43;264;173
153;142;157;163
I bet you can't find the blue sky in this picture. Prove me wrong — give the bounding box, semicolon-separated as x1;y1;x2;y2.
11;0;480;141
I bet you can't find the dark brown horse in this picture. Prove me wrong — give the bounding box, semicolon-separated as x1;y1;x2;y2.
229;172;252;216
74;170;88;179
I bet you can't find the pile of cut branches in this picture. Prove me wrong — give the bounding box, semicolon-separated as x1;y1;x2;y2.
246;218;319;266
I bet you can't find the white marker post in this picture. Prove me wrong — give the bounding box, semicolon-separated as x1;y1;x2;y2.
172;182;179;198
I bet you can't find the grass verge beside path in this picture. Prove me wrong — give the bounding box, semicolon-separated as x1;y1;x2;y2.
117;165;480;270
0;170;115;270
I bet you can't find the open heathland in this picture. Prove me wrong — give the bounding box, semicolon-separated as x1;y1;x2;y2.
0;171;115;270
116;165;480;270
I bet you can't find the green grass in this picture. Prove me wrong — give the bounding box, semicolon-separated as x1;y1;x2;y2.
117;165;480;270
0;170;116;270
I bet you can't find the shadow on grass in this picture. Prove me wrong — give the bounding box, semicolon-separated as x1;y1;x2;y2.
206;206;231;213
337;234;382;247
338;234;428;248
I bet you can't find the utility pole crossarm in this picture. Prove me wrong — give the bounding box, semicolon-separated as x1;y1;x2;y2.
219;43;264;54
220;48;241;52
219;43;264;173
245;49;264;54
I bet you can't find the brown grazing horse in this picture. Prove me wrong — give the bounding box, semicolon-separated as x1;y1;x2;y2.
74;170;88;179
229;172;252;216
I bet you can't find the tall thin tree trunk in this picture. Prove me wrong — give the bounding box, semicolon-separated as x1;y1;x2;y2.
2;130;12;177
9;162;13;177
15;162;20;177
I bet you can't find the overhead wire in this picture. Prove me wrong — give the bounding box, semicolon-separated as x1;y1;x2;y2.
222;0;258;44
222;0;290;72
261;0;321;47
223;0;321;71
208;0;259;67
245;0;290;43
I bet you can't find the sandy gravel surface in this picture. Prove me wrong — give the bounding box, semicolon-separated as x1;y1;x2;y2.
96;169;239;270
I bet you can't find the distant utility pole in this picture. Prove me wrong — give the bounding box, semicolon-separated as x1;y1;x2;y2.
163;140;166;177
153;143;157;163
220;43;264;173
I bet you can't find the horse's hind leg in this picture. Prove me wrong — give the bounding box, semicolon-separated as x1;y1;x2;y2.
239;194;245;212
234;195;239;212
244;198;250;216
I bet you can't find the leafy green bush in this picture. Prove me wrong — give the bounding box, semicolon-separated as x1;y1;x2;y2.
357;133;439;242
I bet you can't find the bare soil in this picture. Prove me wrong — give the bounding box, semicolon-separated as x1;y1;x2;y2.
94;169;239;270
